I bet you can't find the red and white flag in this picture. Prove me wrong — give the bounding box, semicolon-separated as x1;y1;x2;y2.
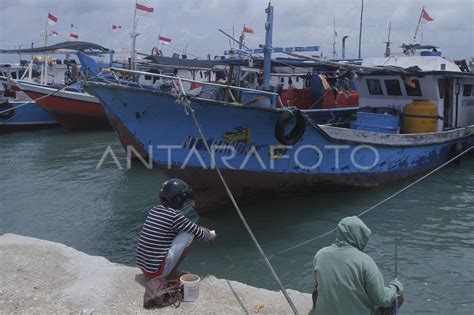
70;33;79;40
136;3;154;13
48;12;58;26
422;9;434;22
243;26;254;34
51;30;59;37
112;24;122;30
159;35;171;43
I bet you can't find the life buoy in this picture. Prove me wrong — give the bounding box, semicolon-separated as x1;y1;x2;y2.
274;109;306;145
0;101;14;120
151;47;162;56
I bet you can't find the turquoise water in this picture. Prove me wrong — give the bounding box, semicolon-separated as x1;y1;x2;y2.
1;129;473;314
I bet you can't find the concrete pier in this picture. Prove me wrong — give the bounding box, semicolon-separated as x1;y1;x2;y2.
0;234;312;314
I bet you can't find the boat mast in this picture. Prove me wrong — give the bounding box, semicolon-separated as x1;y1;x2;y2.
384;21;392;57
130;0;139;75
332;16;336;59
263;2;274;91
358;0;364;59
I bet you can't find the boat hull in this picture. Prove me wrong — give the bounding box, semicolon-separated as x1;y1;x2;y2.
16;81;110;131
0;101;59;132
86;82;474;212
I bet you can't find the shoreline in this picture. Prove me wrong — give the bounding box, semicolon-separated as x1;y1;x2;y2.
0;233;311;314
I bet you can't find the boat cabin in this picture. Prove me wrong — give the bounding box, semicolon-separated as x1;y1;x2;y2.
352;48;474;133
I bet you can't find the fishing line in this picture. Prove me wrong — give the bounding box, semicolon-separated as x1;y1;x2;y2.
271;145;474;258
181;98;299;315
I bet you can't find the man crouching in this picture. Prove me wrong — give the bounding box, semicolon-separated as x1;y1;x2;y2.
137;179;215;307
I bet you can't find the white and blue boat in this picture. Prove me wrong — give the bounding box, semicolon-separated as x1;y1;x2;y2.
85;4;474;212
0;65;58;132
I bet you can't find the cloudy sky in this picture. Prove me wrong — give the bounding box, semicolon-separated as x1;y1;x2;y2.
0;0;472;62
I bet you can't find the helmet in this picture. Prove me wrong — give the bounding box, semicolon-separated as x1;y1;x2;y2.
159;179;194;209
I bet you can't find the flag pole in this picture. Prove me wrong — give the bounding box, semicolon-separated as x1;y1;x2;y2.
412;5;424;44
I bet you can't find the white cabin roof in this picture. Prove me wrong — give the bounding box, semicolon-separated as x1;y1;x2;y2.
362;56;461;72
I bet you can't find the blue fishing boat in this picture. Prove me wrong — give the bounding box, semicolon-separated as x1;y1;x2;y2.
85;4;474;212
0;65;58;132
0;100;58;132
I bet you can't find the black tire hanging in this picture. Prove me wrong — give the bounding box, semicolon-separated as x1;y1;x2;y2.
274;109;306;145
0;101;14;120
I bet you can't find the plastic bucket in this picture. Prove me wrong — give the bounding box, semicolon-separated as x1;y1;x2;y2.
180;274;200;302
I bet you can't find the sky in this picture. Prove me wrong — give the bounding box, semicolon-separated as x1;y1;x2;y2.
0;0;473;63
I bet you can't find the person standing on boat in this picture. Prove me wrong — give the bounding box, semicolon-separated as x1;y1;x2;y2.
311;216;403;315
136;179;215;282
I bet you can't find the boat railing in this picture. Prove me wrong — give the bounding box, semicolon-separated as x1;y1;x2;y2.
106;67;286;108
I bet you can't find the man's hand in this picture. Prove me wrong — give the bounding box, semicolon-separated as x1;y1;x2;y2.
389;278;404;295
209;230;217;244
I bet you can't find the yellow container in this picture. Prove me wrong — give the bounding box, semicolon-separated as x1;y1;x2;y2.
402;100;438;133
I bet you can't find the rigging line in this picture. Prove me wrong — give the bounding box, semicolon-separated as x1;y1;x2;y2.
0;81;84;115
183;101;299;315
270;145;474;258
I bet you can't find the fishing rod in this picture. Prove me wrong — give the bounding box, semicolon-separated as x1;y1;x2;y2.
394;214;399;315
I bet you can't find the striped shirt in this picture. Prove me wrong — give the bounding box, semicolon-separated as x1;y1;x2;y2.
136;204;211;273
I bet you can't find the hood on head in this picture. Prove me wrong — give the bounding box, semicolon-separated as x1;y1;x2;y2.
335;216;371;251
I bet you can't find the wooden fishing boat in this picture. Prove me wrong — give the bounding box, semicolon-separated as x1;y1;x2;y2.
84;4;474;213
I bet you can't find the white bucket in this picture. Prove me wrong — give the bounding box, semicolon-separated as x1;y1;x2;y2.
180;273;201;302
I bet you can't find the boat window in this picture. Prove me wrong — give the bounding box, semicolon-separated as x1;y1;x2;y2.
463;84;472;97
438;79;445;98
11;72;17;79
366;79;383;95
384;79;402;96
404;79;422;96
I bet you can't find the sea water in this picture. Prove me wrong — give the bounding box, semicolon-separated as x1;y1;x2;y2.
1;129;473;314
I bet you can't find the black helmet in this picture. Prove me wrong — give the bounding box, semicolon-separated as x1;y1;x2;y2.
159;179;194;209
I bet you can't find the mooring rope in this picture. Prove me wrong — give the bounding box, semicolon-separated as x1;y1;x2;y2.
182;100;299;315
271;145;474;258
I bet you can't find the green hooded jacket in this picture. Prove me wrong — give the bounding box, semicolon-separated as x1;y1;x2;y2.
312;216;399;315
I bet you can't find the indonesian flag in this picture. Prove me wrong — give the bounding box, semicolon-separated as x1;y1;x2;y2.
422;9;434;22
159;35;171;43
51;30;59;37
112;24;122;30
70;33;79;39
136;2;154;13
243;26;254;34
48;12;58;26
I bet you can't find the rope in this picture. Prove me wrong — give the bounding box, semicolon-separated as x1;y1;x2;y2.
271;145;474;258
182;100;299;315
